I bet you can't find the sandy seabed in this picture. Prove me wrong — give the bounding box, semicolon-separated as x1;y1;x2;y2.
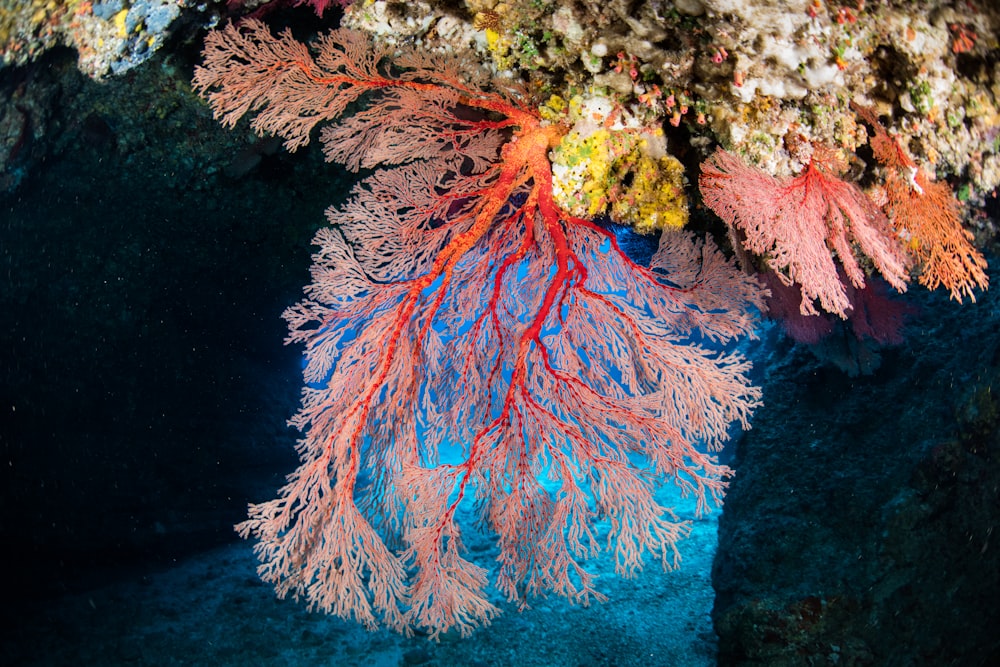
4;496;719;667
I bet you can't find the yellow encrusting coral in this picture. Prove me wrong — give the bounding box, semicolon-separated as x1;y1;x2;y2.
612;152;688;233
548;93;689;233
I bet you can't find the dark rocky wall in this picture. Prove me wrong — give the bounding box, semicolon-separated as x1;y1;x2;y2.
713;269;1000;666
0;45;346;599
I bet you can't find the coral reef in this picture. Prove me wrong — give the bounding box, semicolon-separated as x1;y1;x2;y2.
1;0;202;78
0;0;997;656
547;91;689;232
342;0;999;235
3;1;998;254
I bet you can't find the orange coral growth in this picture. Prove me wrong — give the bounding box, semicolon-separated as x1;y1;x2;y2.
854;104;988;302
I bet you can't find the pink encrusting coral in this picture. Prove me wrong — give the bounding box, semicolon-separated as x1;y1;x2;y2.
194;20;765;638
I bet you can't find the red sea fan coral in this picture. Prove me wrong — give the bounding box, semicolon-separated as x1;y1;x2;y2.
700;146;909;318
194;20;765;638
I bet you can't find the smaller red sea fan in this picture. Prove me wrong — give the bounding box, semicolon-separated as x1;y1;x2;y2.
700;147;908;318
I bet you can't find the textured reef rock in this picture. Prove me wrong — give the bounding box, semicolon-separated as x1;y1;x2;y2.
4;0;1000;226
343;0;1000;216
3;1;998;200
0;0;210;77
713;261;1000;665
